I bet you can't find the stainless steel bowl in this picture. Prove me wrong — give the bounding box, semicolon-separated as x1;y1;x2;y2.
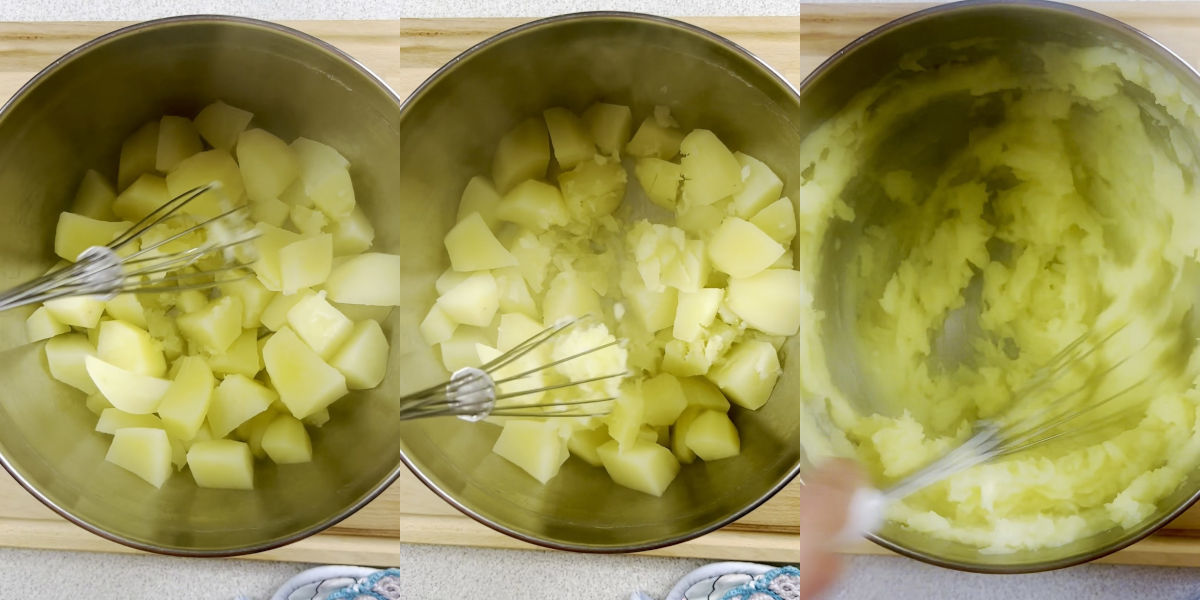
800;0;1200;572
0;16;402;555
396;13;806;551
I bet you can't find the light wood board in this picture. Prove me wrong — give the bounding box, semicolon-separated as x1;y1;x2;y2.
0;5;1198;566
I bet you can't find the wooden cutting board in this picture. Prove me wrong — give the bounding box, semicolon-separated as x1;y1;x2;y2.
2;4;1200;567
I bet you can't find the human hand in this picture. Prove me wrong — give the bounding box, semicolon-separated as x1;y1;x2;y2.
794;458;868;599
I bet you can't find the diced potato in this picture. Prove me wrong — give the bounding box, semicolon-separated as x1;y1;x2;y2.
292;138;355;218
435;269;470;295
673;288;723;343
261;289;313;331
680;129;743;206
597;439;680;497
96;320;166;377
156;115;203;172
286;292;353;358
303;408;330;428
661;340;709;378
497;312;544;351
582;103;633;157
663;239;711;293
86;392;113;415
457;176;503;229
567;425;609;467
193;100;253;151
497;180;568;231
679;376;730;411
169;436;187;471
261;414;313;464
112;174;168;222
176;289;208;314
623;282;677;333
726;269;807;336
641;373;687;426
685;409;740;460
558;158;627;221
324;253;404;306
176;296;244;354
44;296;104;328
208;374;276;438
329;319;390;389
106;427;172;488
165;149;245;215
749;198;796;245
626;117;684;159
543;271;601;325
543;107;595;169
235;408;278;458
26;306;69;342
156;356;214;441
54;213;128;262
420;304;457;346
494;268;539;319
71;169;117;220
85;355;170;414
507;229;553;292
671;406;703;464
445;212;517;271
95;408;163;434
438;271;499;327
633;158;683;210
262;327;348;419
279;234;333;294
492;118;550;193
731;152;784;218
145;308;183;360
438;327;490;372
104;294;146;329
251;196;290;228
206;329;261;377
709;217;785;278
251;223;302;291
187;439;254;490
707;340;780;410
237;128;299;204
329;207;375;256
219;277;275;329
675;203;726;236
492;419;569;484
118;120;159;190
289;204;328;236
605;385;644;449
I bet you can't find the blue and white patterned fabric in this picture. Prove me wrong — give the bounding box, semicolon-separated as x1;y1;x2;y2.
235;566;404;600
629;562;800;600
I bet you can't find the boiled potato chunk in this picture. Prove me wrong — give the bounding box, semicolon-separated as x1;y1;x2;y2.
156;356;214;441
44;296;104;328
85;355;170;414
105;294;147;329
45;334;98;393
725;269;807;336
633;158;683;210
605;387;644;449
492;118;550;193
497;179;568;231
438;326;489;372
497;312;544;351
709;217;784;278
707;340;780;410
329;207;375;256
205;329;261;377
279;234;332;294
324;253;404;306
494;268;539;318
679;376;730;411
444;212;517;271
641;373;687;426
252;224;302;291
106;427;172;488
219;277;275;329
252;196;290;227
54;213;129;262
567;425;610;466
72;169;117;220
543;107;595;169
626;116;684;159
457;176;503;229
176;296;243;354
671;406;703;464
621;278;677;333
165;150;245;216
286;292;353;358
597;439;680;497
26;307;69;342
749;197;797;245
673;288;723;343
118;120;159;190
543;271;601;324
194;100;253;151
685;409;740;461
290;203;327;236
96;408;163;434
492;420;569;484
187;439;254;490
420;304;457;346
96;319;166;377
86;392;113;415
680;129;743;207
437;272;499;327
208;374;276;438
261;414;312;464
558;158;627;221
329;319;390;389
730;152;783;218
292;138;355;218
112;174;168;222
261;289;313;331
156;115;204;172
237;128;299;204
263;327;348;419
582;103;632;157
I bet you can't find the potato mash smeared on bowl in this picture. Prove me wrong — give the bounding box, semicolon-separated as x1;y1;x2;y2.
796;41;1200;552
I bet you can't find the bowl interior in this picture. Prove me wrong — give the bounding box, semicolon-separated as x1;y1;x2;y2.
395;14;806;551
0;17;402;554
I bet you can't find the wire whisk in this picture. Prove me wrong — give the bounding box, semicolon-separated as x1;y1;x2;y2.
0;183;258;311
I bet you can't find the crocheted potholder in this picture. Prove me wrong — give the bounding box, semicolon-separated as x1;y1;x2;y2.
323;568;405;600
719;566;803;600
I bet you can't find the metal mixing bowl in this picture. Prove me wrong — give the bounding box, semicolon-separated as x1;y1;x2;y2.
395;13;806;551
0;16;402;555
802;0;1200;572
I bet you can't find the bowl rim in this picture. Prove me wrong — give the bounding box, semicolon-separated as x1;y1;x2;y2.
797;0;1200;574
396;10;808;554
0;13;405;558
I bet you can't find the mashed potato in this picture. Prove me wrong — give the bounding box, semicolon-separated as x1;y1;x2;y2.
796;40;1200;552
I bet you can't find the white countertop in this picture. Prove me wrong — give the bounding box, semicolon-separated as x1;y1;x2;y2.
2;1;1199;599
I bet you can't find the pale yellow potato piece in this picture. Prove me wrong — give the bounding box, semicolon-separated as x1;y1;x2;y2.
419;304;457;346
176;295;243;354
496;312;544;351
708;217;784;278
730;152;783;218
438;327;489;372
187;439;254;490
252;223;302;291
492;419;569;484
437;271;499;327
85;355;170;414
45;333;98;393
494;268;539;319
324;252;404;306
252;196;290;228
641;373;687;426
492;117;549;193
292;138;355;218
622;278;677;333
261;414;313;464
444;212;517;271
96;408;163;434
671;406;703;464
71;169;117;220
26;306;68;342
105;294;146;329
725;269;807;336
44;296;104;328
684;409;740;461
626;116;684;160
605;386;644;449
165;149;245;215
112;174;168;222
96;320;166;377
707;340;780;410
679;376;730;411
680;129;743;206
106;427;172;488
673;288;723;343
263;326;348;419
749;197;796;245
118;120;159;190
279;233;332;294
237;128;299;204
543;107;595;169
53;213;129;261
497;179;568;231
581;103;632;157
235;408;278;459
208;374;276;438
261;289;314;331
456;176;503;229
633;157;683;210
219;277;275;329
597;439;680;497
558;158;626;222
567;425;609;467
176;289;208;314
193;100;253;151
205;329;261;378
156;115;203;172
290;205;327;236
156;356;214;441
542;271;601;325
329;207;375;256
86;392;113;415
286;292;353;358
329;319;389;389
435;269;470;295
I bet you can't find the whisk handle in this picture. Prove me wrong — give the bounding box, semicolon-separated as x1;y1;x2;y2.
833;486;887;545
